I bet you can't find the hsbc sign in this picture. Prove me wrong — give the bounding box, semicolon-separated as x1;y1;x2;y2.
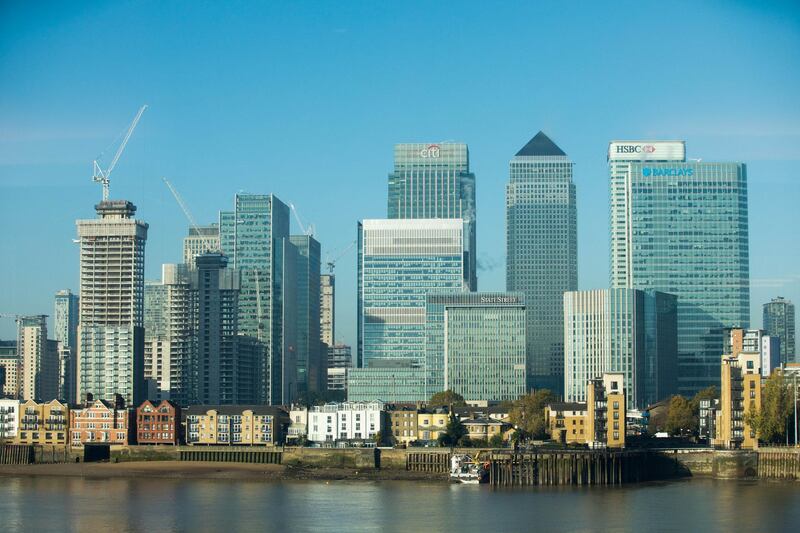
608;141;685;162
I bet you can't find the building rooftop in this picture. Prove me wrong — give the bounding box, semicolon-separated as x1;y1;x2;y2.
515;131;566;157
547;402;587;412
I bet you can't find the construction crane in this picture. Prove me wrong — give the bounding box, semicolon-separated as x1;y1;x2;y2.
162;177;217;253
92;105;148;201
325;239;356;274
289;203;315;236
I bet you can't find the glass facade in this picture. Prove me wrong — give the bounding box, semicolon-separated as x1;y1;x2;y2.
763;297;795;363
609;146;750;396
564;289;677;409
425;292;526;402
388;143;477;290
506;132;577;394
346;363;426;404
289;235;322;393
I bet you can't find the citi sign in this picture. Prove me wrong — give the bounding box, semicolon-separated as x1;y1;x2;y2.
616;144;656;154
419;144;441;158
642;167;694;177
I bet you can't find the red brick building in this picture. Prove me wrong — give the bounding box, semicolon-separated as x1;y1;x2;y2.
70;398;134;447
136;400;181;445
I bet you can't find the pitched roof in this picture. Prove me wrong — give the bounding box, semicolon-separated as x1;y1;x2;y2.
515;131;566;157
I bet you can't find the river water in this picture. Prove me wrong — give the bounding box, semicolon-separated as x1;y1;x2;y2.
1;476;798;532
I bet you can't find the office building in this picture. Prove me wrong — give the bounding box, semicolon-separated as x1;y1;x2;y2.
136;400;181;445
563;289;678;409
0;341;18;398
347;360;426;403
290;235;322;393
183;223;220;266
76;200;148;406
327;343;352;393
763;297;795;363
506;132;577;393
425;292;526;402
608;141;750;396
306;401;387;445
183;405;289;446
17;315;58;402
320;274;335;347
388;142;477;290
0;398;19;439
15;399;69;445
70;397;134;447
54;290;79;402
220;194;297;405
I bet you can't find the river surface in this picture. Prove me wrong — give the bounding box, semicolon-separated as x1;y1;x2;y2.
1;476;798;532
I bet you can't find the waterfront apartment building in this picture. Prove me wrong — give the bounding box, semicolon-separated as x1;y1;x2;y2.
0;341;18;398
763;297;795;363
545;402;588;445
136;400;181;445
220;194;297;405
712;333;762;449
506;132;577;394
15;399;69;445
17;315;58;402
54;290;79;403
0;399;19;440
183;223;220;266
76;200;148;406
416;409;449;444
424;292;526;402
289;235;322;394
563;289;678;409
327;343;352;393
387;405;419;446
307;401;387;445
388;142;477;290
586;373;626;449
724;328;780;378
320;274;335;347
353;218;465;402
608;141;750;396
184;405;288;446
70;397;134;447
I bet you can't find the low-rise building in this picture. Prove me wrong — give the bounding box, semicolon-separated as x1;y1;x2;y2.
15;399;69;445
461;417;510;444
286;405;308;445
699;398;720;442
0;398;19;440
184;405;289;446
70;398;134;447
307;401;387;446
587;373;626;449
387;404;419;446
416;409;449;444
545;402;589;445
136;400;181;445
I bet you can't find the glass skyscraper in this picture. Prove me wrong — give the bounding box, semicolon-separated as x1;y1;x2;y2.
289;235;323;393
506;132;577;394
563;288;677;409
424;292;526;402
763;296;795;363
608;141;750;396
388;143;477;290
54;289;79;402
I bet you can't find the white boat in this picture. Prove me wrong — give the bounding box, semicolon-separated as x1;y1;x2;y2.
450;454;489;484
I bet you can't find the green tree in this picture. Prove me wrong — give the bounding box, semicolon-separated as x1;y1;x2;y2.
665;395;695;436
373;431;385;446
489;433;505;448
508;389;556;440
437;416;467;447
746;372;793;444
428;390;467;408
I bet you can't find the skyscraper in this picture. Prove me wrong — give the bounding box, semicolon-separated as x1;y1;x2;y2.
54;289;79;402
183;223;220;266
388;143;477;290
219;194;296;404
320;274;335;347
76;200;148;406
763;297;795;363
17;315;58;401
289;235;322;394
506;132;577;394
563;289;677;409
608;141;750;396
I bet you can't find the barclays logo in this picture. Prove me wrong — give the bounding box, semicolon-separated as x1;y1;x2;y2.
642;167;693;177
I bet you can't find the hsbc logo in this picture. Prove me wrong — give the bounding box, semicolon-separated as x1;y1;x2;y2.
616;144;656;154
419;144;441;158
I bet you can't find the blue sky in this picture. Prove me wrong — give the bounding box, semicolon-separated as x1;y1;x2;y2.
1;1;799;345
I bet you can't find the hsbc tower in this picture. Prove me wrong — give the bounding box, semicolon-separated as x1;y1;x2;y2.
608;140;750;396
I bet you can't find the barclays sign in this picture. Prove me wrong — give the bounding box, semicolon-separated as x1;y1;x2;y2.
642;167;694;177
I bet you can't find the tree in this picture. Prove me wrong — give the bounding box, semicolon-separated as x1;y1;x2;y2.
664;395;695;436
489;433;505;448
428;390;466;408
437;416;467;447
691;386;719;413
373;431;385;446
508;389;556;440
746;372;793;444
